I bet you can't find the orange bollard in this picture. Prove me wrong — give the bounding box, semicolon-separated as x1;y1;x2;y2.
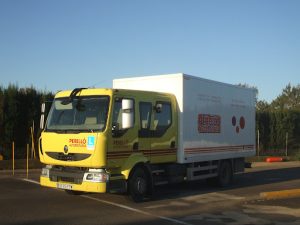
266;157;283;163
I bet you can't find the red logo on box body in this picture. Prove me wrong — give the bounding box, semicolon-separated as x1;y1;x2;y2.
69;138;86;147
232;116;246;133
198;114;221;133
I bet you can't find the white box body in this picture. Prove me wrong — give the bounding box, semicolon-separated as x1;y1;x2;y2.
113;73;256;164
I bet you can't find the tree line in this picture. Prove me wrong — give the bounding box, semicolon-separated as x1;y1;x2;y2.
256;84;300;156
0;83;299;159
0;84;53;159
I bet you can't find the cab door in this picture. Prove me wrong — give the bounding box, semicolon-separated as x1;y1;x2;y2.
137;101;152;157
149;101;177;163
107;97;138;169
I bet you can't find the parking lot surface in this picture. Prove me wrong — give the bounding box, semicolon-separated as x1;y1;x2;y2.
0;161;300;225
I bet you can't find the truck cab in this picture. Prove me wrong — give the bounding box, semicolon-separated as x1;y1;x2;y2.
39;88;178;200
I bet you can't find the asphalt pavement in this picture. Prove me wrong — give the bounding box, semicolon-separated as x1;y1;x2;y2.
0;161;300;225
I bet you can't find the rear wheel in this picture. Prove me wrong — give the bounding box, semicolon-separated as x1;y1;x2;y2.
128;167;150;202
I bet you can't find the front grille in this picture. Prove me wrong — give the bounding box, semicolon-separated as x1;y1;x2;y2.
49;167;86;184
59;177;75;183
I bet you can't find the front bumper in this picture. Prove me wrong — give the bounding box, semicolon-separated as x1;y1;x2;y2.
40;166;108;193
40;176;107;193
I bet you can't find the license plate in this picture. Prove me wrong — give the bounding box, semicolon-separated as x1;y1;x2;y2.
57;183;73;190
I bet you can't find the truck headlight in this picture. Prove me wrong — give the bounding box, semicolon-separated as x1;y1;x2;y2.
83;169;109;183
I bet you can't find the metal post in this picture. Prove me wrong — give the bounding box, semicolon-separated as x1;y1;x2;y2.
12;141;15;175
30;126;36;159
286;132;288;156
27;144;29;179
257;129;260;157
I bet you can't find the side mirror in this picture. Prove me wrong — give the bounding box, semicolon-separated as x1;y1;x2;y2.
40;103;46;130
155;103;162;113
121;99;134;129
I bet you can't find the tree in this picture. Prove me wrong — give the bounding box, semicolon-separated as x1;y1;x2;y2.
3;84;19;145
0;84;54;159
271;84;300;111
256;100;270;112
255;82;300;156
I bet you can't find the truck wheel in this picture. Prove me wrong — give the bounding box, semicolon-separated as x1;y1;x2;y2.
129;167;149;202
217;160;233;187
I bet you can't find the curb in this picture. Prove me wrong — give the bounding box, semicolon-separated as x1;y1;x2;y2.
260;189;300;200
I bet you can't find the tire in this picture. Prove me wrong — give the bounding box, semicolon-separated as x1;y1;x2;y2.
217;160;233;187
128;167;150;202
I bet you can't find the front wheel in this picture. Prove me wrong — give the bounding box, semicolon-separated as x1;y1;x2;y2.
128;167;150;202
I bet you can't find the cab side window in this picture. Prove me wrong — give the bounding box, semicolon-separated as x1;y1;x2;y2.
112;99;122;130
112;98;135;137
153;102;172;137
139;102;152;137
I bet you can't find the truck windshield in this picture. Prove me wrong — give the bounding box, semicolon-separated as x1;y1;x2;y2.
46;96;109;132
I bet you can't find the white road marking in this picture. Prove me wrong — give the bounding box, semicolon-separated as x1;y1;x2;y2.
22;178;40;185
21;178;192;225
81;195;192;225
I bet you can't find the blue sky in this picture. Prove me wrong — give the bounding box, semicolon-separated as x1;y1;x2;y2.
0;0;299;102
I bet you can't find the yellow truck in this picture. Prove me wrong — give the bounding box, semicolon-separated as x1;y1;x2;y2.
39;74;256;201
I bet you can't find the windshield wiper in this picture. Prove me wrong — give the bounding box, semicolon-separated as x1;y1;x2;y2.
61;88;87;105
